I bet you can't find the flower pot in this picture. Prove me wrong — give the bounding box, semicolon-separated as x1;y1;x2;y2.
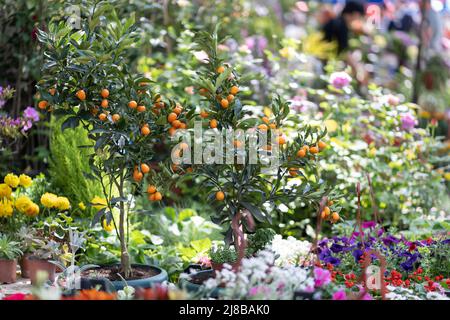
178;269;222;298
28;258;56;285
81;264;168;291
0;259;17;284
19;253;32;278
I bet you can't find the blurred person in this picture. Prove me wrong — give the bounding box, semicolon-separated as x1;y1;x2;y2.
321;0;369;84
388;0;417;33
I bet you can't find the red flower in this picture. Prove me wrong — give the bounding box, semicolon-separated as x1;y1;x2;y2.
3;293;27;300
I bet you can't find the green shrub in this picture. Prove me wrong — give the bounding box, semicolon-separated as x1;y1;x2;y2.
48;116;102;210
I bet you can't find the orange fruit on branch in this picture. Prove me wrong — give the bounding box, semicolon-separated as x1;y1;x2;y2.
76;89;86;101
230;86;239;95
98;113;107;121
331;212;340;223
310;146;319;154
200;110;209;119
140;163;150;174
220;99;229;109
128;100;137;109
172;120;182;129
101;89;109;98
318;141;327;150
141;125;151;136
111;114;120;123
137;105;146;113
210;119;218;129
173;106;182;115
38;100;48;109
167;112;177;123
215;191;225;201
147;185;157;194
216;66;225;74
153;192;162;201
297;149;306;158
133;169;143;182
101;99;108;108
227;94;234;102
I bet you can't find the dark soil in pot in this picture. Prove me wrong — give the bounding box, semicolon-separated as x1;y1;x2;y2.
80;264;168;291
81;265;159;281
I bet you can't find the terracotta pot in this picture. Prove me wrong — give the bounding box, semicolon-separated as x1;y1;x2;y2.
28;258;56;285
211;261;239;272
19;253;32;278
0;259;17;284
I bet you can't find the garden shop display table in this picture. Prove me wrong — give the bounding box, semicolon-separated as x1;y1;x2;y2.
0;278;32;295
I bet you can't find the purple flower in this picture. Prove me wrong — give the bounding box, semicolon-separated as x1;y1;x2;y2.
314;267;331;287
245;35;268;56
400;113;417;131
352;249;364;262
23;106;39;122
332;289;347;300
329;72;352;89
362;221;376;229
324;256;341;265
22;119;33;132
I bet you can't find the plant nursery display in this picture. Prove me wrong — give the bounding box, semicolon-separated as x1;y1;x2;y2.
0;0;449;308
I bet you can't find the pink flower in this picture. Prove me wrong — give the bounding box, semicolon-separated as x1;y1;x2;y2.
329;72;352;89
332;290;347;300
314;267;331;287
386;94;400;106
400;113;417;131
198;256;211;268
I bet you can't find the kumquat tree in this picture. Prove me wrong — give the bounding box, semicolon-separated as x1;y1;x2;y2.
0;0;449;306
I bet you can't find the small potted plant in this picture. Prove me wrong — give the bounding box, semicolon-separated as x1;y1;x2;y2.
16;226;37;278
0;234;22;284
27;239;62;285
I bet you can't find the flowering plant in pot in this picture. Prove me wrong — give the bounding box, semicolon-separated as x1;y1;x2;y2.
36;3;183;284
0;234;22;284
27;238;62;285
181;28;335;269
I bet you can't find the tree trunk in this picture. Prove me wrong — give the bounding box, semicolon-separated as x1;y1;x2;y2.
119;179;131;278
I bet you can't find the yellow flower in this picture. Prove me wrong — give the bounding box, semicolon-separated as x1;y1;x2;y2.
102;219;115;232
55;197;71;211
41;192;58;208
0;183;12;198
24;203;39;218
19;174;32;188
324;119;338;133
4;173;20;188
78;202;86;211
91;196;107;210
444;173;450;181
279;47;295;60
0;198;14;217
15;195;33;213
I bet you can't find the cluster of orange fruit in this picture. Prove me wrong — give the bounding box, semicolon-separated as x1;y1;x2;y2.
147;184;162;202
93;89;121;123
167;104;187;136
288;140;327;177
133;163;150;182
320;203;340;223
37;86;58;110
198;67;240;130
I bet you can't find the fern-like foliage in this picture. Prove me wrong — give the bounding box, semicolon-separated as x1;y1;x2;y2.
48;116;102;212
